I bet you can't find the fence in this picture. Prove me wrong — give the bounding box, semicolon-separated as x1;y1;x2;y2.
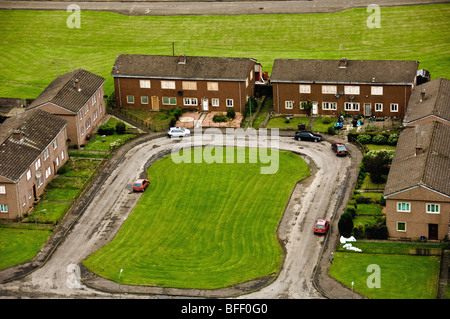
107;107;170;132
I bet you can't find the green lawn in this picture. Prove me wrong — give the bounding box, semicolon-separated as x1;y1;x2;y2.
0;227;53;270
0;5;449;98
83;148;310;289
311;117;337;133
329;252;440;299
83;133;136;152
366;144;397;151
266;116;311;130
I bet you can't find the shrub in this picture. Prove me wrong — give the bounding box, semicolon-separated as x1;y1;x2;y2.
353;223;365;239
226;109;236;119
285;119;290;124
338;212;354;237
348;199;357;209
322;117;332;124
345;205;357;218
357;134;372;144
243;97;257;117
387;133;399;146
213;114;228;123
169;117;177;127
354;194;371;204
115;121;126;134
365;223;388;239
98;124;115;136
372;134;387;145
57;164;69;175
327;126;336;135
172;107;183;120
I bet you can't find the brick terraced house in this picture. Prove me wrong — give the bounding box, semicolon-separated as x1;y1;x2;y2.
0;109;68;220
111;54;256;113
27;69;106;147
270;58;419;118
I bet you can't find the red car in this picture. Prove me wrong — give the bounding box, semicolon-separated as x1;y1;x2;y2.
331;143;349;156
314;219;330;234
132;179;149;192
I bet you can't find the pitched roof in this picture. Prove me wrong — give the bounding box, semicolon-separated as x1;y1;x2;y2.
404;77;450;124
0;109;67;182
28;69;105;114
384;121;450;198
111;54;253;81
270;58;418;85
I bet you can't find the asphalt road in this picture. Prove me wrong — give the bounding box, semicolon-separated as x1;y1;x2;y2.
0;131;357;299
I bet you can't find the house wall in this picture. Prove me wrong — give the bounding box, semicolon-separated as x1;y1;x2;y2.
114;62;255;113
272;82;412;118
0;127;68;220
385;187;450;240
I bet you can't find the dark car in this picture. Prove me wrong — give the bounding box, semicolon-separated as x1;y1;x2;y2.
331;143;349;156
294;131;323;142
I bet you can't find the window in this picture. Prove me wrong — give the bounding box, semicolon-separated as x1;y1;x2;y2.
28;189;32;199
322;102;337;110
246;77;249;88
61;150;65;161
183;98;198;106
391;103;399;112
81;126;84;136
93;110;98;121
43;148;49;161
0;185;5;194
226;99;234;107
85;119;91;130
37;176;43;188
85;105;89;114
26;170;31;181
56;157;60;167
162;97;177;105
35;158;41;170
141;96;149;104
53;140;57;150
250;70;254;80
212;98;219;107
92;95;96;105
371;86;383;95
345;102;360;111
426;204;440;214
344;86;360;95
299;85;311;94
207;82;219;91
22;196;26;207
182;81;197;90
397;222;406;232
285;101;293;109
79;112;83;121
45;166;52;179
322;85;337;94
375;103;383;112
0;204;7;213
161;81;176;89
397;202;410;212
126;95;134;104
99;105;103;113
139;80;151;88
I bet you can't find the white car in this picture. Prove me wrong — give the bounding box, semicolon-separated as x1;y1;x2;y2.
167;127;191;138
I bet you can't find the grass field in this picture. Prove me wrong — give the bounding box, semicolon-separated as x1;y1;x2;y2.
83;148;310;289
0;5;449;99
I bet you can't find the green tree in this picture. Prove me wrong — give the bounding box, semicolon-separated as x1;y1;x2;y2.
338;212;354;237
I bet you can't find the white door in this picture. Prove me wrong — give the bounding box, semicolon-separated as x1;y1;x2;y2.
312;102;318;115
202;99;208;111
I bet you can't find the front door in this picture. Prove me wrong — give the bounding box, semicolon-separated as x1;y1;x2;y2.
151;96;159;111
428;224;438;240
312;102;318;115
202;99;208;111
364;103;372;117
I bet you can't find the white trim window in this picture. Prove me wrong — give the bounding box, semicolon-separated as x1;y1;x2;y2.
28;189;32;199
285;101;293;109
397;202;411;212
183;98;198;106
37;176;43;188
344;86;360;95
371;86;383;95
43;148;49;161
226;99;234;108
345;102;360;111
85;119;91;130
162;97;177;105
397;222;406;232
299;85;311;94
391;103;399;112
45;166;51;179
426;204;440;214
139;80;151;88
212;98;219;107
182;81;197;90
79;112;83;121
0;204;7;213
126;95;134;104
53;140;58;150
161;81;176;89
61;150;65;161
92;95;96;106
93;110;98;121
56;156;60;167
35;158;41;170
85;105;89;114
22;196;26;207
322;85;337;94
141;96;149;105
26;170;31;181
322;102;337;110
0;185;5;194
207;82;219;91
375;103;383;112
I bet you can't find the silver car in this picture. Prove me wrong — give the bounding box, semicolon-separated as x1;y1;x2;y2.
167;127;191;138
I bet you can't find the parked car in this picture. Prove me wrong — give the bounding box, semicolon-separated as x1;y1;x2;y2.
294;131;322;142
132;179;149;192
331;143;349;156
314;219;330;234
168;127;191;138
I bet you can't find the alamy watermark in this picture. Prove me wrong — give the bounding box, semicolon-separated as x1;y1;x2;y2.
367;4;381;29
67;4;81;29
170;127;280;175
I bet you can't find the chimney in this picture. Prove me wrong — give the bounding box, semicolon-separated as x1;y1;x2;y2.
415;144;423;155
339;58;348;69
12;129;23;141
178;54;186;64
74;79;80;92
420;89;426;102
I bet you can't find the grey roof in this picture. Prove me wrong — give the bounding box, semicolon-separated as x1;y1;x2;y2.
384;121;450;198
270;59;419;85
111;54;253;81
404;78;450;124
0;109;67;182
28;69;105;114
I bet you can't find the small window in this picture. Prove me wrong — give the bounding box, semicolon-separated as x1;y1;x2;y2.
344;86;360;95
391;103;399;112
345;102;360;111
0;204;8;213
139;80;151;88
85;119;91;130
162;97;177;105
85;105;89;114
397;202;410;212
322;85;337;94
322;102;337;110
56;157;60;167
426;204;439;214
61;150;65;160
26;170;31;181
43;148;49;161
79;112;83;121
92;95;96;105
299;85;311;94
126;95;134;104
53;140;58;150
212;98;219;107
184;98;198;106
207;82;219;91
0;185;5;194
375;103;383;112
141;96;149;104
371;86;383;95
182;81;197;90
35;158;41;170
161;81;176;89
22;196;26;207
28;189;32;199
285;101;293;109
226;99;234;107
397;222;406;232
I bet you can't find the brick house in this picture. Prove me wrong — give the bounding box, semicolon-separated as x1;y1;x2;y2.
111;54;256;113
270;58;419;118
384;121;450;240
403;77;450;127
0;109;68;220
27;69;106;147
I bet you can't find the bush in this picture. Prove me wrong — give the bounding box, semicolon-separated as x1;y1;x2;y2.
98;124;115;136
357;134;372;144
348;199;357;209
213;114;228;123
338;212;354;237
365;223;388;239
354;194;372;204
372;134;387;145
172;107;183;120
115;121;126;134
226;109;236;119
345;205;357;218
327;126;336;135
243;97;257;117
322;117;332;124
387;133;399;146
57;164;69;175
353;223;365;239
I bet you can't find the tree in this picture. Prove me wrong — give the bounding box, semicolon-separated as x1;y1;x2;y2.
301;101;312;116
115;121;126;134
338;212;354;237
363;150;393;184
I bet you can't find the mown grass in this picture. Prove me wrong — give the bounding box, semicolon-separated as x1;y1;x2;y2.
0;5;449;98
83;148;310;289
266;116;311;130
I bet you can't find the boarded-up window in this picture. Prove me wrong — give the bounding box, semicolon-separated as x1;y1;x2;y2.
207;82;219;91
182;81;197;90
140;80;151;88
